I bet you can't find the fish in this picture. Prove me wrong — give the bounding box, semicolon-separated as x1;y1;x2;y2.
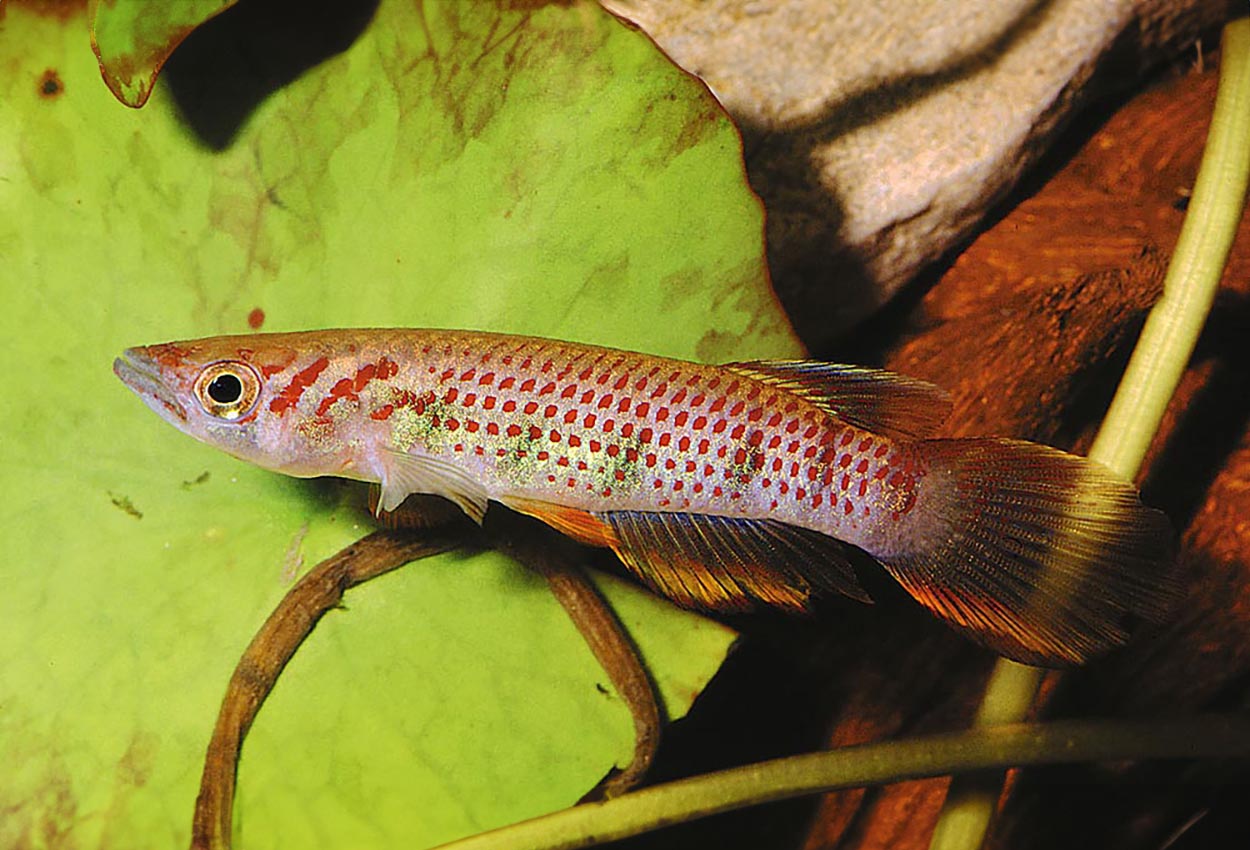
114;328;1177;665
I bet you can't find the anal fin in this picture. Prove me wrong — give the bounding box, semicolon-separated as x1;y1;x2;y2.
498;496;619;548
599;511;871;612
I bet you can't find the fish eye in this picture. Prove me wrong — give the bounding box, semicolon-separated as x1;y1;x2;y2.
194;361;261;420
207;373;242;404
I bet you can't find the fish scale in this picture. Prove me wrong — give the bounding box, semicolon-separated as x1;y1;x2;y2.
115;328;1177;666
266;332;921;550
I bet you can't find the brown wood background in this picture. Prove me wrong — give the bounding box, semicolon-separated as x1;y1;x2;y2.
617;48;1250;850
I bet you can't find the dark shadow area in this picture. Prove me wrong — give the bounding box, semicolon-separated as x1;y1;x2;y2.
600;618;834;850
995;722;1250;850
593;540;989;850
162;0;381;150
1000;760;1250;850
821;251;950;365
1140;292;1250;528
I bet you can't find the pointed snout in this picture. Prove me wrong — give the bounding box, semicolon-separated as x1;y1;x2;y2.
114;348;189;422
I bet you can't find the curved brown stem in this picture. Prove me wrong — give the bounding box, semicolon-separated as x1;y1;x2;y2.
189;529;461;850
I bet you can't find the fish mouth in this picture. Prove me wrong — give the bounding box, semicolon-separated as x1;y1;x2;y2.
114;348;189;423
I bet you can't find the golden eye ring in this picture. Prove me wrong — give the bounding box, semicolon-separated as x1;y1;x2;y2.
193;361;262;420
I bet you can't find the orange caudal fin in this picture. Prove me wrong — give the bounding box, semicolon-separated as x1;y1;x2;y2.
877;438;1179;666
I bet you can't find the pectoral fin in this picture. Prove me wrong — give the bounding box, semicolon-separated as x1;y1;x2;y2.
380;448;489;523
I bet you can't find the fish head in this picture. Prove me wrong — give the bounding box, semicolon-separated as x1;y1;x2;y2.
113;335;330;476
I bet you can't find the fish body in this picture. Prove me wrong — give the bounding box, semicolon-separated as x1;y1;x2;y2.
115;328;1176;665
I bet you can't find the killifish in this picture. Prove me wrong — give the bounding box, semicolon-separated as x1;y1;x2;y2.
114;329;1176;665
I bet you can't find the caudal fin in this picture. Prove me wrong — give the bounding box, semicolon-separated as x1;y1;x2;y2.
877;438;1178;666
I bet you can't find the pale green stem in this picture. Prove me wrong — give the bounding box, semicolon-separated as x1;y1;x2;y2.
1089;21;1250;477
926;661;1042;850
431;715;1250;850
929;17;1250;850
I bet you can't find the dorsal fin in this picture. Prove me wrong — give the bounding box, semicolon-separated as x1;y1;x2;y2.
725;361;951;441
598;511;870;612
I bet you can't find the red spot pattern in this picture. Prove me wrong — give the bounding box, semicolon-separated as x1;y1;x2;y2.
146;343;194;369
348;334;918;540
317;377;358;417
269;357;329;416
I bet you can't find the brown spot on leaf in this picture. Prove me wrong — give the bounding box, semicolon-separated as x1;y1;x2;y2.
116;733;159;787
667;97;724;160
38;68;63;98
8;0;87;23
503;0;578;9
247;307;265;329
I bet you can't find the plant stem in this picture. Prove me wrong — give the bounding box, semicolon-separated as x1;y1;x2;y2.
1089;19;1250;478
926;661;1042;850
430;715;1250;850
929;16;1250;850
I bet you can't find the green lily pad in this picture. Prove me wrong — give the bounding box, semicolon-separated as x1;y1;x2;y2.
89;0;238;108
0;1;801;848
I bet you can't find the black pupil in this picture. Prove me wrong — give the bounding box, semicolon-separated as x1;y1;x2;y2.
207;373;244;405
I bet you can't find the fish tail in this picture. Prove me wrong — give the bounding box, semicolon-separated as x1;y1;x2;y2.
874;438;1178;665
